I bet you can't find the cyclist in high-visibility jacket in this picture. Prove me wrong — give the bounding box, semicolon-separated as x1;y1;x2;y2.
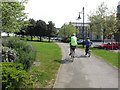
69;33;77;55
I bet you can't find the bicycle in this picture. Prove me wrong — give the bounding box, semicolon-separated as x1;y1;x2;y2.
70;49;75;62
87;49;91;57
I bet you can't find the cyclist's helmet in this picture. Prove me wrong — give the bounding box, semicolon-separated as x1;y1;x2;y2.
86;37;90;41
72;33;75;36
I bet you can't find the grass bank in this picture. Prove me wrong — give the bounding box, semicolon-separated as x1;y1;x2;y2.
28;41;62;88
77;45;119;69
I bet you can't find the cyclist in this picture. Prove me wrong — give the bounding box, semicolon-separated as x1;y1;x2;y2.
85;37;91;56
69;33;77;56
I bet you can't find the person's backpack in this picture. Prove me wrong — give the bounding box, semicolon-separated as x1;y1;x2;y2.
89;42;91;47
87;41;91;47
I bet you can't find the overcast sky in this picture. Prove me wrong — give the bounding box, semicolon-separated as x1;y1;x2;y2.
24;0;120;28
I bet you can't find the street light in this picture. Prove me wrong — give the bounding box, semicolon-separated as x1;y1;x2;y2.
76;22;78;37
77;7;85;48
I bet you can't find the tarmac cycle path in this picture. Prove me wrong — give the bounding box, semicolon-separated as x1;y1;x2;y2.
54;42;119;88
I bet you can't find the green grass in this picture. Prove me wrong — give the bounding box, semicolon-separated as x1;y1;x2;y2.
33;37;39;40
28;41;62;88
77;45;119;69
91;48;119;69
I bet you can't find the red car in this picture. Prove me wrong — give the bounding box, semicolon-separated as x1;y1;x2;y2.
98;42;119;50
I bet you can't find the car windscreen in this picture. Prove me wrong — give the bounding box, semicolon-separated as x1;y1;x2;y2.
103;42;107;44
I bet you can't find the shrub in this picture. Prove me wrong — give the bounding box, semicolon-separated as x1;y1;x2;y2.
61;37;70;43
2;37;36;70
2;62;33;89
2;47;17;62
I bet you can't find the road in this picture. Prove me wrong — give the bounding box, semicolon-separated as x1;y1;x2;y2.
54;42;119;89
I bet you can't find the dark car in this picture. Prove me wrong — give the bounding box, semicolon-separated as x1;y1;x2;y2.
98;42;119;50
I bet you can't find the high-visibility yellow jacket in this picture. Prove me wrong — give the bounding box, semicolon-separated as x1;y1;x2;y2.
71;36;77;46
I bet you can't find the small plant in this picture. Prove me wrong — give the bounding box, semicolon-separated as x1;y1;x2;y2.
2;46;17;62
2;37;36;70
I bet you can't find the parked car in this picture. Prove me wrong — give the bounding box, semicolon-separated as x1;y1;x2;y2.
58;37;63;41
77;39;93;45
98;42;119;50
50;37;54;40
77;39;85;45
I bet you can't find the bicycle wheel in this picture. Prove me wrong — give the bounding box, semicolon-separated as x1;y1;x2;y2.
71;50;75;62
88;50;91;57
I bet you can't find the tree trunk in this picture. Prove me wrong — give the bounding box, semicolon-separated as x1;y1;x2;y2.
103;35;105;43
7;33;9;37
103;29;105;43
49;37;50;42
30;36;33;41
0;31;1;39
40;36;42;42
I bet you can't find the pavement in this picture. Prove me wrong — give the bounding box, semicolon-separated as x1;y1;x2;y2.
54;42;119;88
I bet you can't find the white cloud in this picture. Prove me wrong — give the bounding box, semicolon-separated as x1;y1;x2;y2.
24;0;120;28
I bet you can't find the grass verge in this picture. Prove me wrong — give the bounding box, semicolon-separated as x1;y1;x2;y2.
28;41;62;88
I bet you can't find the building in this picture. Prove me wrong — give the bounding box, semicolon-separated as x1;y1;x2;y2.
116;1;120;49
72;22;103;41
115;1;120;43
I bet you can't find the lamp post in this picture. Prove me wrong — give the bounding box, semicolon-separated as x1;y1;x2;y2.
63;24;65;37
77;7;85;48
76;22;77;37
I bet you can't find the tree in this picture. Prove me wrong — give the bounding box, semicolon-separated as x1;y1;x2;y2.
47;21;57;42
104;15;119;39
88;2;119;42
35;20;47;42
26;18;36;40
59;22;78;37
1;1;28;35
15;20;29;37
